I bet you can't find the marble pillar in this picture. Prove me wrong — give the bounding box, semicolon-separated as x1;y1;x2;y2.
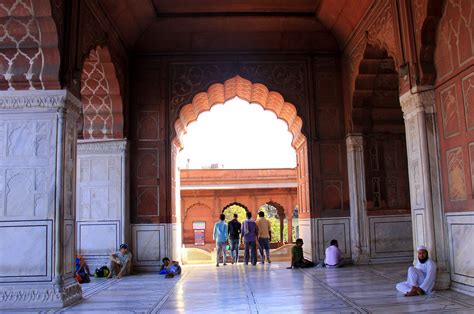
76;139;129;270
0;90;82;309
346;134;370;264
400;87;450;290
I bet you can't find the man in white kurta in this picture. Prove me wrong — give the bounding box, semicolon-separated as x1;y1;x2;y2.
396;245;436;296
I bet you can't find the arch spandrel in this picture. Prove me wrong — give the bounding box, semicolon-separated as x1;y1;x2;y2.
173;75;307;151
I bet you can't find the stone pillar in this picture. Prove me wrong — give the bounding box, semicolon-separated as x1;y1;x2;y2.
76;139;129;271
0;90;82;309
287;217;293;243
346;134;370;264
400;88;450;289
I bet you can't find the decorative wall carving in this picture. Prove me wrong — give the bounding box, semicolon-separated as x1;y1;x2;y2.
80;47;124;139
169;61;308;134
462;73;474;130
435;0;474;83
440;84;461;139
173;76;306;150
446;147;467;201
0;0;60;90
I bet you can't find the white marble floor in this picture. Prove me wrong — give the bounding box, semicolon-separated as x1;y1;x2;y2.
7;263;474;313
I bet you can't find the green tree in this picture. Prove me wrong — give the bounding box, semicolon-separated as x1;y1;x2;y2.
223;204;246;223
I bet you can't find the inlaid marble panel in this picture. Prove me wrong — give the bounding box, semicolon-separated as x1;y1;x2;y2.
298;218;313;260
78;222;119;256
0;220;52;282
369;216;412;260
317;217;350;261
131;224;167;271
447;214;474;290
0;114;57;220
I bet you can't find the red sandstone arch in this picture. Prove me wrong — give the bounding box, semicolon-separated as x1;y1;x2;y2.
173;76;306;150
351;44;401;133
80;46;124;139
412;0;445;85
0;0;60;90
222;202;249;213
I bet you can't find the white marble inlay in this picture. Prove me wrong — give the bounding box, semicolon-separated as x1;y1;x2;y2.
0;223;49;279
78;222;118;256
451;224;474;278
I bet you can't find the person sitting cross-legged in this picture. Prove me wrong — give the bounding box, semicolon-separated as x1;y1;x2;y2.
289;238;314;268
396;245;437;296
108;243;132;279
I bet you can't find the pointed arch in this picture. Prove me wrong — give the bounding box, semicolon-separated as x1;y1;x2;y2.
222;202;249;213
0;0;60;90
173;76;306;151
80;46;124;139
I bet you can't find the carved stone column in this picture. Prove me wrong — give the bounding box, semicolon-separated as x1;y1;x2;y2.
0;90;82;309
76;139;129;271
400;88;450;290
346;134;370;264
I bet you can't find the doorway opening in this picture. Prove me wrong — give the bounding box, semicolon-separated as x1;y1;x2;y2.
172;76;309;264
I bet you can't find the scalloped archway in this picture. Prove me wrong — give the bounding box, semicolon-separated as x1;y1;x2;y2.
172;75;307;151
80;46;124;139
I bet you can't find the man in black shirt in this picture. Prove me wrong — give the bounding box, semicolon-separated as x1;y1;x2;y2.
227;213;242;264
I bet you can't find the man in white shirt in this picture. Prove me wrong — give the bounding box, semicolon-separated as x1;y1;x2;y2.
396;245;437;296
324;239;343;268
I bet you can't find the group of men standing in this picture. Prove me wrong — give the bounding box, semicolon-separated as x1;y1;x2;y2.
213;211;272;266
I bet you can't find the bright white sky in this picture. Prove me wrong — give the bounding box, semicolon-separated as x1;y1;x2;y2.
178;97;297;169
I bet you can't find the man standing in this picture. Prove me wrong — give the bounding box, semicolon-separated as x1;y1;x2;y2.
108;243;132;278
256;211;272;264
324;239;343;268
290;238;314;268
396;245;437;296
228;213;241;264
241;211;258;265
213;213;228;266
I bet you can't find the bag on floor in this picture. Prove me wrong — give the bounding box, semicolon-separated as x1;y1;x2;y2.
94;266;110;278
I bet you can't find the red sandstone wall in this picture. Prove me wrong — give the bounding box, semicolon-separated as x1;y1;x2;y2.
434;0;474;212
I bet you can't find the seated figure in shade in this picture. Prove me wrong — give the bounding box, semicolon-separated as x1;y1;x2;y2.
289;238;314;268
75;255;91;283
396;245;437;296
108;243;133;279
324;239;343;268
159;257;182;278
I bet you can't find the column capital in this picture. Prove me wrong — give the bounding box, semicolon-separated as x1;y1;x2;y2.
346;133;364;152
77;139;128;153
399;87;435;119
0;90;81;115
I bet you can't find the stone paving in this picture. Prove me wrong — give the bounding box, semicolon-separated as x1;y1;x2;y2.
6;263;474;313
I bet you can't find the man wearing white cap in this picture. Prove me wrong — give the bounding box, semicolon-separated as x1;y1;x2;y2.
396;245;437;296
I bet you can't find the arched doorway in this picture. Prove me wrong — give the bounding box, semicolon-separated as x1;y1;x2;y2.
171;76;310;262
222;202;248;223
348;43;413;264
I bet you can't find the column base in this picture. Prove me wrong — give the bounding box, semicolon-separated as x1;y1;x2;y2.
0;279;82;309
352;252;370;265
435;267;451;290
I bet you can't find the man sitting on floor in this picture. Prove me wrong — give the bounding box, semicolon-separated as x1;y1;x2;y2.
396;245;437;296
160;257;182;278
108;243;132;279
289;238;314;268
324;239;343;268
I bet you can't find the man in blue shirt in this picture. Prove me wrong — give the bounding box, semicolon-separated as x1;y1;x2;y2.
241;211;258;265
213;214;228;266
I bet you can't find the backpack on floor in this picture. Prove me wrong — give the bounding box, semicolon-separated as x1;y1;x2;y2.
94;266;110;278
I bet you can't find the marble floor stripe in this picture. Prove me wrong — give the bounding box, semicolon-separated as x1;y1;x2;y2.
4;263;474;313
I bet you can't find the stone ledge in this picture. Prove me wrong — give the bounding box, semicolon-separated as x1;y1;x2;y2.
0;280;82;309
